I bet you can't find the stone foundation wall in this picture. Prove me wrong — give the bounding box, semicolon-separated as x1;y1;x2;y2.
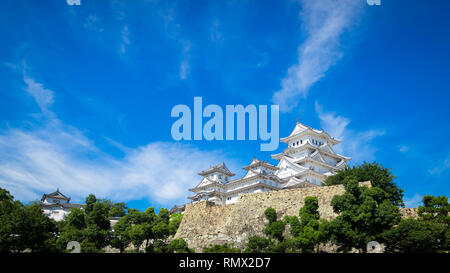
174;182;418;252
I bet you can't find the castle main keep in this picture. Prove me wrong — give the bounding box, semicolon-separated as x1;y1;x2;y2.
188;121;351;205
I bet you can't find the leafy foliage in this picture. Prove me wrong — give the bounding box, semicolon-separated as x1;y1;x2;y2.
323;162;404;206
262;207;285;242
109;215;132;253
264;207;277;224
383;195;449;253
0;188;188;253
0;189;58;253
291;197;323;253
418;195;450;224
244;236;273;253
324;176;402;252
57;195;112;253
84;194;97;214
382;218;447;252
169;213;183;235
167;238;194;253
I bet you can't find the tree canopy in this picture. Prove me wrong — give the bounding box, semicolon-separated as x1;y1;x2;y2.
383;195;449;252
323;162;404;206
0;189;58;252
324;176;402;252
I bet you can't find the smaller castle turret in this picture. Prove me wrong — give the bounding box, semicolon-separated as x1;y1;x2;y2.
40;189;84;221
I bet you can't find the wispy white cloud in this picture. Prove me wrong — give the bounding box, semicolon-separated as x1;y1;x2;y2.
66;0;81;6
179;61;190;80
119;25;131;55
315;102;384;163
179;41;191;80
0;73;240;205
83;15;105;33
404;193;423;208
272;0;364;112
428;156;450;176
23;76;54;115
210;19;224;42
399;145;410;153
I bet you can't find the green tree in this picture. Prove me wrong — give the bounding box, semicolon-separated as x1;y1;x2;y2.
263;221;285;242
85;194;97;214
150;208;170;242
56;226;84;252
167;238;194;253
284;216;301;237
262;207;285;242
0;189;59;253
82;224;109;252
19;203;59;252
418;195;450;224
169;213;183;235
144;207;157;223
157;208;170;224
324;176;402;252
0;188;23;252
264;207;277;224
383;195;449;253
272;240;293;253
58;195;112;253
382;218;447;253
110;215;132;253
323;162;404;206
299;197;320;224
80;239;102;253
65;208;86;230
129;224;147;252
152;221;169;240
86;202;110;230
244;236;273;253
147;239;168;253
121;207;173;252
108;202;127;217
289;197;322;253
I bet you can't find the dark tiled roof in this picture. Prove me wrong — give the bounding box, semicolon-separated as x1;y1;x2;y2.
198;162;235;177
169;204;186;214
242;157;278;171
41;203;84;209
41;189;71;202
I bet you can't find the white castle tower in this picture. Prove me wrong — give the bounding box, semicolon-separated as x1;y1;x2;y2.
188;160;283;205
271;120;351;187
186;120;351;206
188;162;236;204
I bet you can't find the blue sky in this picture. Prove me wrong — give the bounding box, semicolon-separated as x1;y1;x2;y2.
0;0;449;212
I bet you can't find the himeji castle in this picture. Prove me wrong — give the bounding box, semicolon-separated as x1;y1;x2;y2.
188;120;351;205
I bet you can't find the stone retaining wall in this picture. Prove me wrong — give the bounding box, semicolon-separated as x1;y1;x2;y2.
174;182;418;252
